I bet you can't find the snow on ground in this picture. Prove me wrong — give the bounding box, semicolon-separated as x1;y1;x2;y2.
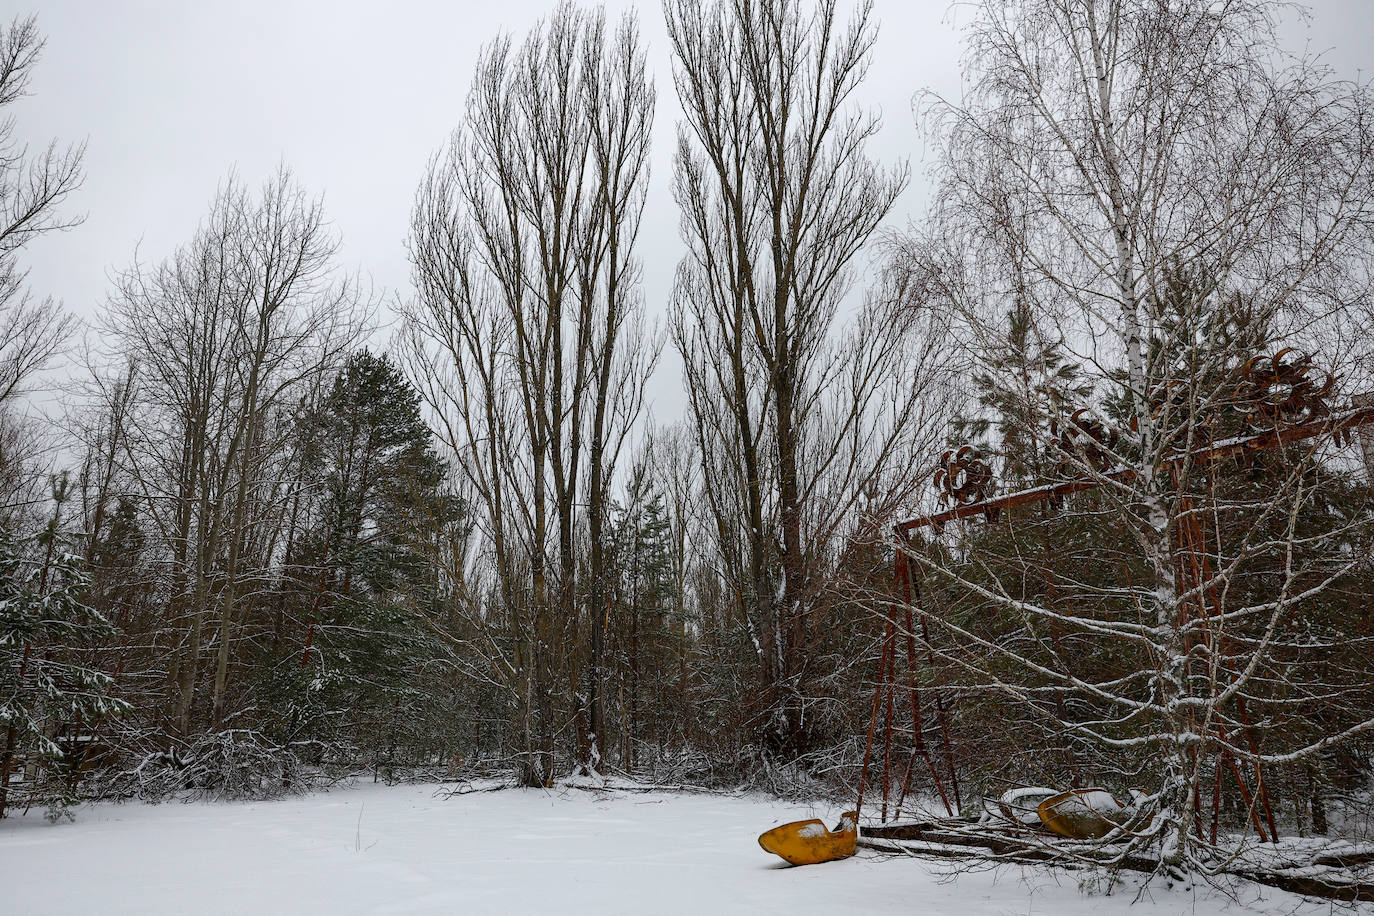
0;782;1352;915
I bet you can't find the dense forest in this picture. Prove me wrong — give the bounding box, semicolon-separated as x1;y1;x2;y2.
2;0;1374;881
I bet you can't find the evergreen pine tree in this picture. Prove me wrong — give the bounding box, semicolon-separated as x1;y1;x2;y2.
610;462;678;771
957;304;1091;486
0;476;127;818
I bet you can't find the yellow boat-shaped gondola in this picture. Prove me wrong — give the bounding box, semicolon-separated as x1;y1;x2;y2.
1036;788;1129;839
758;811;858;866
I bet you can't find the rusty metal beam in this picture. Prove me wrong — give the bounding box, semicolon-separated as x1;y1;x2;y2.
896;405;1374;534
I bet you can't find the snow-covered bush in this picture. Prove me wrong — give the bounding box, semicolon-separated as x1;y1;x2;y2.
99;730;315;802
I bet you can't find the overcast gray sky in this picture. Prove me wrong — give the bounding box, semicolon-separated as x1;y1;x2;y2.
11;0;1374;422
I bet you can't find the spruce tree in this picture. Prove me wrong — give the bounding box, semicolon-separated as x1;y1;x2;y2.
265;350;462;775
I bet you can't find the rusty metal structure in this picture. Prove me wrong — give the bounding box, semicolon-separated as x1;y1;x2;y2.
932;445;995;507
1238;348;1336;429
1050;408;1119;477
855;352;1374;835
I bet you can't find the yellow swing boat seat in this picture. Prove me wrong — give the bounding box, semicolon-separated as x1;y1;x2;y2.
758;811;858;866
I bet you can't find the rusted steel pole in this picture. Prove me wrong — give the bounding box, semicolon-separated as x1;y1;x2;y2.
880;617;897;822
1236;697;1279;842
1210;750;1224;844
897;551;954;816
1225;753;1271;843
899;545;961;813
856;597;896;821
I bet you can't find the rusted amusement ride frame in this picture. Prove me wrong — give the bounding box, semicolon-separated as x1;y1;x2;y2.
855;351;1374;838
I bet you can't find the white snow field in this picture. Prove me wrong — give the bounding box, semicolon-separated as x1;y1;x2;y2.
0;782;1344;915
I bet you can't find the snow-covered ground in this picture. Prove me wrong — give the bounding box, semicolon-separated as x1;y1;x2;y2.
0;782;1350;914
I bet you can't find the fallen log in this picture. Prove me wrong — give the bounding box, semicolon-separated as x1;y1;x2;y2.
1229;868;1374;904
859;822;1374;903
860;820;1157;872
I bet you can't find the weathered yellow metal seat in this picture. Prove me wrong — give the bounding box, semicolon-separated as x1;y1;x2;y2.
1037;788;1129;839
758;811;858;866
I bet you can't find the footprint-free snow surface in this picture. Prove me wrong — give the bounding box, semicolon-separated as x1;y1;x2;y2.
0;782;1340;914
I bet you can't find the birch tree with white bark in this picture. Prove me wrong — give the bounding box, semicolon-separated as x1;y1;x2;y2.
900;0;1374;875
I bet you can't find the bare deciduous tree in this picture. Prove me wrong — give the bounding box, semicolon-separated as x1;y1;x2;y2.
666;0;938;759
0;15;81;516
101;170;363;737
404;2;655;784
